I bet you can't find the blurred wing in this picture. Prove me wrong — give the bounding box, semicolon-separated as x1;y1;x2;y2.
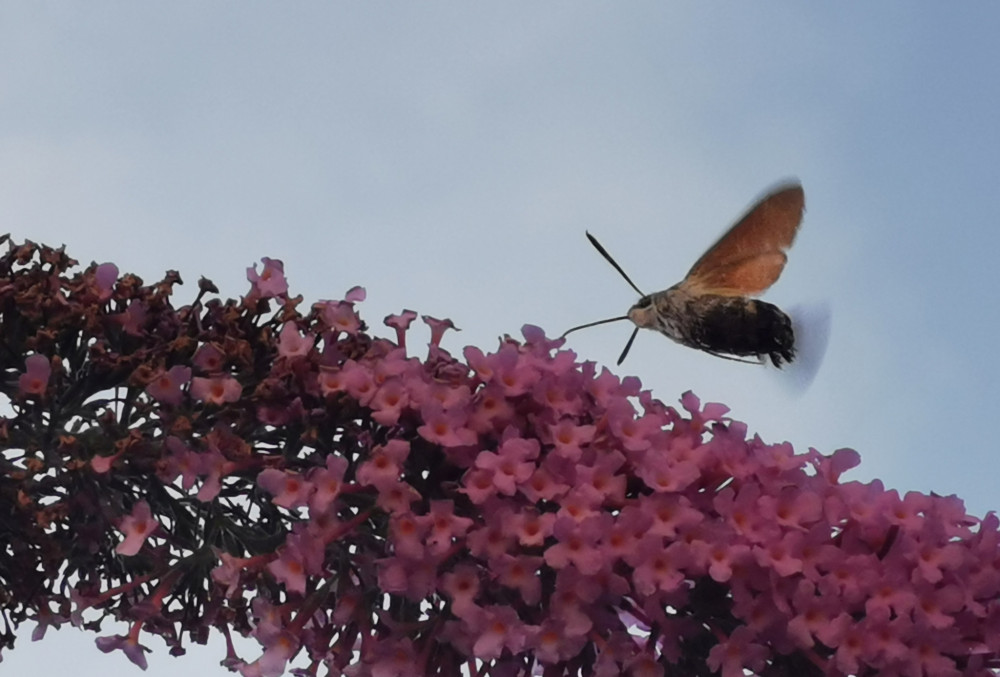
681;182;805;296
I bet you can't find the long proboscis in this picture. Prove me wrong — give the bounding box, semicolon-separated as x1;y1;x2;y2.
586;231;645;297
560;315;630;338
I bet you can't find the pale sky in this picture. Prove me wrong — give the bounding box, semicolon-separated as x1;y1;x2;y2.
3;4;1000;675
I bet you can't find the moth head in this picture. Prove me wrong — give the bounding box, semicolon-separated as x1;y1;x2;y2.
628;295;657;328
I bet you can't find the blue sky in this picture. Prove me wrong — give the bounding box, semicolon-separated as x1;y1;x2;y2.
4;4;1000;675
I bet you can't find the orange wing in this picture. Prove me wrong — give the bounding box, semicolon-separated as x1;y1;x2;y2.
680;182;805;297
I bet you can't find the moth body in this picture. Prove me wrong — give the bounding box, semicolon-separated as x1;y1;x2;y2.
628;287;794;367
564;181;807;367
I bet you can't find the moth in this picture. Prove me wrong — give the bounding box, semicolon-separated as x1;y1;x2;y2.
563;182;805;367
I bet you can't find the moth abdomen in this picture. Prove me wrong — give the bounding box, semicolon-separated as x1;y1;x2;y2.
684;296;795;367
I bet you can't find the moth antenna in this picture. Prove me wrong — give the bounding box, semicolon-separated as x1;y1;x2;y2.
616;327;640;365
561;315;630;339
586;231;645;296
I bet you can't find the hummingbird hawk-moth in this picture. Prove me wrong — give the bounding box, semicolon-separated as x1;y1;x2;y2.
563;182;805;367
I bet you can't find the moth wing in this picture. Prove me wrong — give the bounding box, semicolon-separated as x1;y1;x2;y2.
682;252;789;296
681;182;804;297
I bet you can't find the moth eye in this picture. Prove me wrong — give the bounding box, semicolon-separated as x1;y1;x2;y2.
635;296;652;309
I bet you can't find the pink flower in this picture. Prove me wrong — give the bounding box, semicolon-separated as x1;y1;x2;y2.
490;554;543;605
787;585;851;648
633;449;701;493
492;346;540;396
531;618;588;664
247;257;288;299
116;501;158;556
544;516;606;575
344;285;366;302
319;300;361;335
96;625;149;670
257;469;313;510
464;345;499;383
422;315;458;347
637;493;702;538
912;583;964;629
605;400;659;453
757;487;823;531
370;378;409;425
18;354;51;397
441;564;481;619
547;418;595;461
277;323;314;359
519;465;570;503
417;402;477;448
688;527;750;583
193;343;226;372
254;630;300;677
373;479;421;514
469;605;528;660
472;436;538;496
266;530;324;596
390;512;427;559
417;500;474;556
467;384;516;434
376;554;438;601
94;262;118;301
511;508;556;547
267;545;308;595
357;440;410;490
628;537;690;595
145;365;191;406
211;551;254;597
307;455;348;515
359;638;423;677
113;299;148;336
190;375;242;405
340;360;376;405
754;530;807;577
604;508;652;562
707;626;769;677
384;309;418;348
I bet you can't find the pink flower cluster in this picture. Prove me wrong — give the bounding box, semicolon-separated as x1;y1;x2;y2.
238;317;998;677
1;238;998;677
